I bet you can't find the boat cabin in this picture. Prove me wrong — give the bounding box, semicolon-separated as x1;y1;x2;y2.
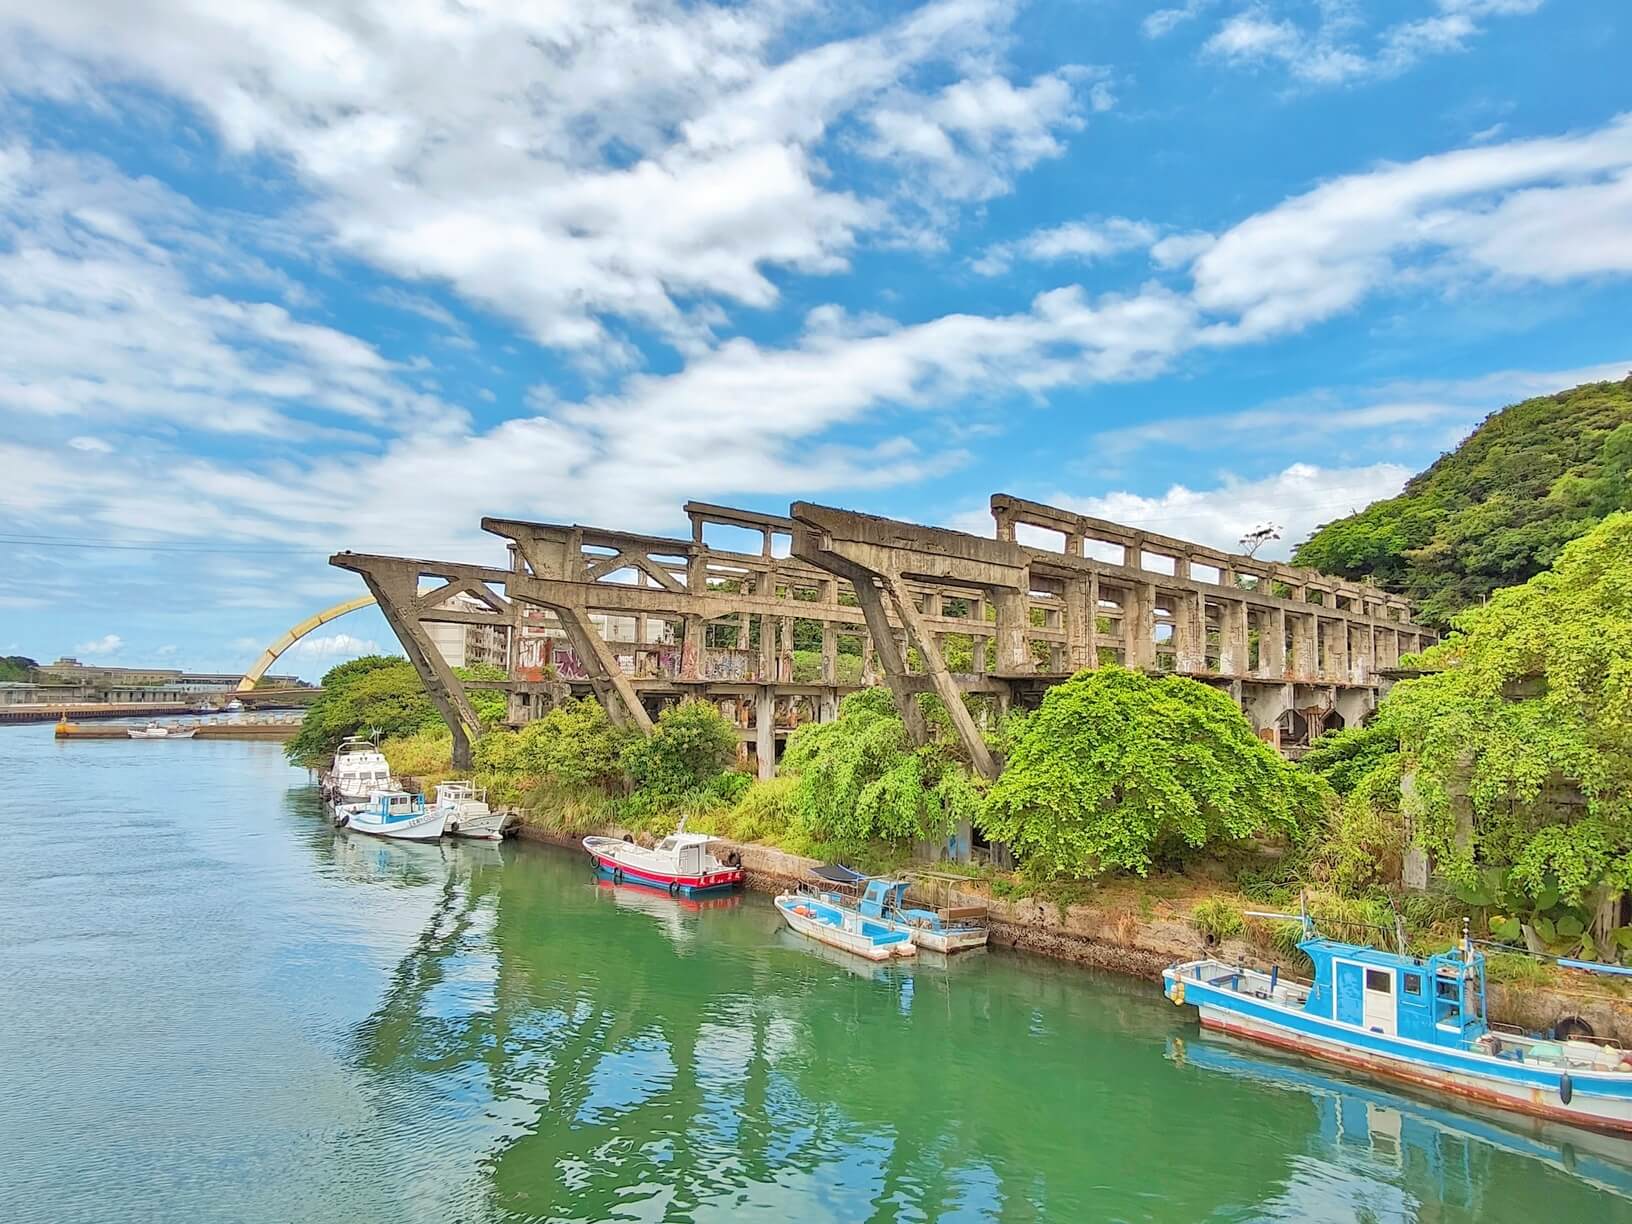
1299;939;1487;1047
653;831;719;875
368;791;427;822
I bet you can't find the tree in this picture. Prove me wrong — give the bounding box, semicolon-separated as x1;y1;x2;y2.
981;667;1323;877
1295;376;1632;626
621;699;739;796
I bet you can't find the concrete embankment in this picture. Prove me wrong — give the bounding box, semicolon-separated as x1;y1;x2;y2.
516;821;1632;1044
54;720;300;740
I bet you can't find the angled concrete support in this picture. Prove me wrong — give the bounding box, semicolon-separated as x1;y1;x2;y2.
556;605;654;734
882;573;999;780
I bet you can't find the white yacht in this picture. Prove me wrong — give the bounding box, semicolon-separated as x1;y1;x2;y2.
433;781;512;841
322;736;394;815
337;790;449;841
126;721;197;740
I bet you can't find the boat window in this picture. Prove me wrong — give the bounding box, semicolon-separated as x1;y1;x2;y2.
658;839;676;851
1403;972;1421;996
1365;969;1391;994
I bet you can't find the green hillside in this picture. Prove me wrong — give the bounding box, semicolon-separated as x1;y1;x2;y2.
1294;375;1632;626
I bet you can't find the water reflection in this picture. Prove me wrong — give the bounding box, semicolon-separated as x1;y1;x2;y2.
1169;1032;1632;1213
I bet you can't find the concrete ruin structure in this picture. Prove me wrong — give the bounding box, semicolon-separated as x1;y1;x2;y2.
332;495;1431;775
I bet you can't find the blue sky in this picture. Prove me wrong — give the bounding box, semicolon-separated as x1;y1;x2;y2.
1;0;1628;680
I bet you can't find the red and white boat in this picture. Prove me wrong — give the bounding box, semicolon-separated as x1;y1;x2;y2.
583;829;743;896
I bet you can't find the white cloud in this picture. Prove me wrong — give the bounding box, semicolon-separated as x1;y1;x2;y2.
0;0;1073;351
1143;1;1217;39
952;463;1413;559
155;644;178;656
863;69;1091;203
1200;0;1544;85
1182;114;1632;340
75;633;122;656
291;633;379;659
972;217;1157;276
66;435;111;453
1092;359;1632;459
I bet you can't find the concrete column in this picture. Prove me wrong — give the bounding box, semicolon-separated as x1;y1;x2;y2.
1065;576;1093;671
1289;613;1317;680
862;635;877;685
1218;599;1248;676
755;687;776;780
992;590;1030;674
758;613;775;682
1124;582;1157;669
679;614;705;681
820;621;838;684
1351;624;1374;685
778;615;793;683
1260;607;1287;678
1086;571;1101;669
1173;590;1206;673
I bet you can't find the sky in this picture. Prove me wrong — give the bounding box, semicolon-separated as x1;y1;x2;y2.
1;0;1629;681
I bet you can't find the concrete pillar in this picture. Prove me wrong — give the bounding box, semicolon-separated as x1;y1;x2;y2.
779;615;793;683
1065;576;1093;671
1218;599;1248;676
862;635;877;685
758;613;775;682
1259;607;1286;679
1174;590;1206;672
820;621;838;684
1289;613;1317;680
992;590;1029;674
1086;571;1101;669
679;614;704;681
1124;583;1156;669
755;687;776;780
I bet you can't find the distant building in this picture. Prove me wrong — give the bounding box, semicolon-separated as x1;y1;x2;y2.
424;594;510;671
27;658;310;706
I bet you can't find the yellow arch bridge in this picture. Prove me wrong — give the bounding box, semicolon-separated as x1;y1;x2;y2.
236;595;377;693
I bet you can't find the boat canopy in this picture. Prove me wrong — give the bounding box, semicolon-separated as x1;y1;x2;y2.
811;863;869;886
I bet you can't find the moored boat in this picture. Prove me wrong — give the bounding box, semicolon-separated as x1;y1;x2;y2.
775;891;916;961
1164;913;1632;1134
336;790;448;841
806;865;989;953
583;829;743;895
126;721;197;739
432;781;512;841
322;735;394;814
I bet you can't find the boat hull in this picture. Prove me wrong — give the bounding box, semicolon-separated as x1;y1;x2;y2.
445;810;512;841
776;895;916;961
906;926;989;954
340;807;449;841
1166;970;1632;1135
587;851;742;895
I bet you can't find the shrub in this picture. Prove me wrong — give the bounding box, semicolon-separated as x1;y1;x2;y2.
1191;897;1244;944
621;699;738;796
981;667;1325;878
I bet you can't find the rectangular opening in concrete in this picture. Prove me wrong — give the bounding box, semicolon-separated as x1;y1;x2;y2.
1140;551;1176;576
1015;523;1070;552
1191;562;1223;585
1084;539;1125;565
700;521;769;555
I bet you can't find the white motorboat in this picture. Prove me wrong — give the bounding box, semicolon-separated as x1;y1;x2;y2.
126;722;197;739
336;790;448;841
223;698;245;712
433;781;512;841
322;736;395;813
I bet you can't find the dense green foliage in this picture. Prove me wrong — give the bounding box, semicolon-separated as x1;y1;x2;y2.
0;655;37;682
285;655;507;767
1295;377;1632;626
1382;513;1632;900
475;698;634;791
780;687;983;851
621;700;739;796
981;668;1323;877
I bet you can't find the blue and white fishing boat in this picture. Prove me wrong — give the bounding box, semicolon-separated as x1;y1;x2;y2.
775;890;916;961
1164;913;1632;1134
803;866;990;953
336;790;449;841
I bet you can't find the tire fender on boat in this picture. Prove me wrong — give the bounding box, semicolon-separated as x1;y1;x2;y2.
1559;1072;1573;1105
668;881;680;896
612;867;623;883
335;812;349;828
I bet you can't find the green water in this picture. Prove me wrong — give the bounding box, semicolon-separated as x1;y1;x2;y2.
4;729;1630;1223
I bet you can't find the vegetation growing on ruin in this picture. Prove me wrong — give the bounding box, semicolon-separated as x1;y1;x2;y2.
980;667;1324;878
0;655;37;682
1295;376;1632;627
285;655;507;768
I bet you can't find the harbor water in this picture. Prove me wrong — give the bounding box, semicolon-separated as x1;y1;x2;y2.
4;728;1630;1223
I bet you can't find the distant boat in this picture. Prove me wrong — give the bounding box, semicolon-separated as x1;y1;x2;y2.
223;698;245;712
335;790;448;841
433;781;512;841
1164;912;1632;1134
583;829;744;896
126;721;197;739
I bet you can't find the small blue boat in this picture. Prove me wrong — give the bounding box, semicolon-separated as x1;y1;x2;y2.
1164;913;1632;1134
804;866;990;953
775;890;916;961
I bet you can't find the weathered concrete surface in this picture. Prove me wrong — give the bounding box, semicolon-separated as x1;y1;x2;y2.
512;821;1630;1042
